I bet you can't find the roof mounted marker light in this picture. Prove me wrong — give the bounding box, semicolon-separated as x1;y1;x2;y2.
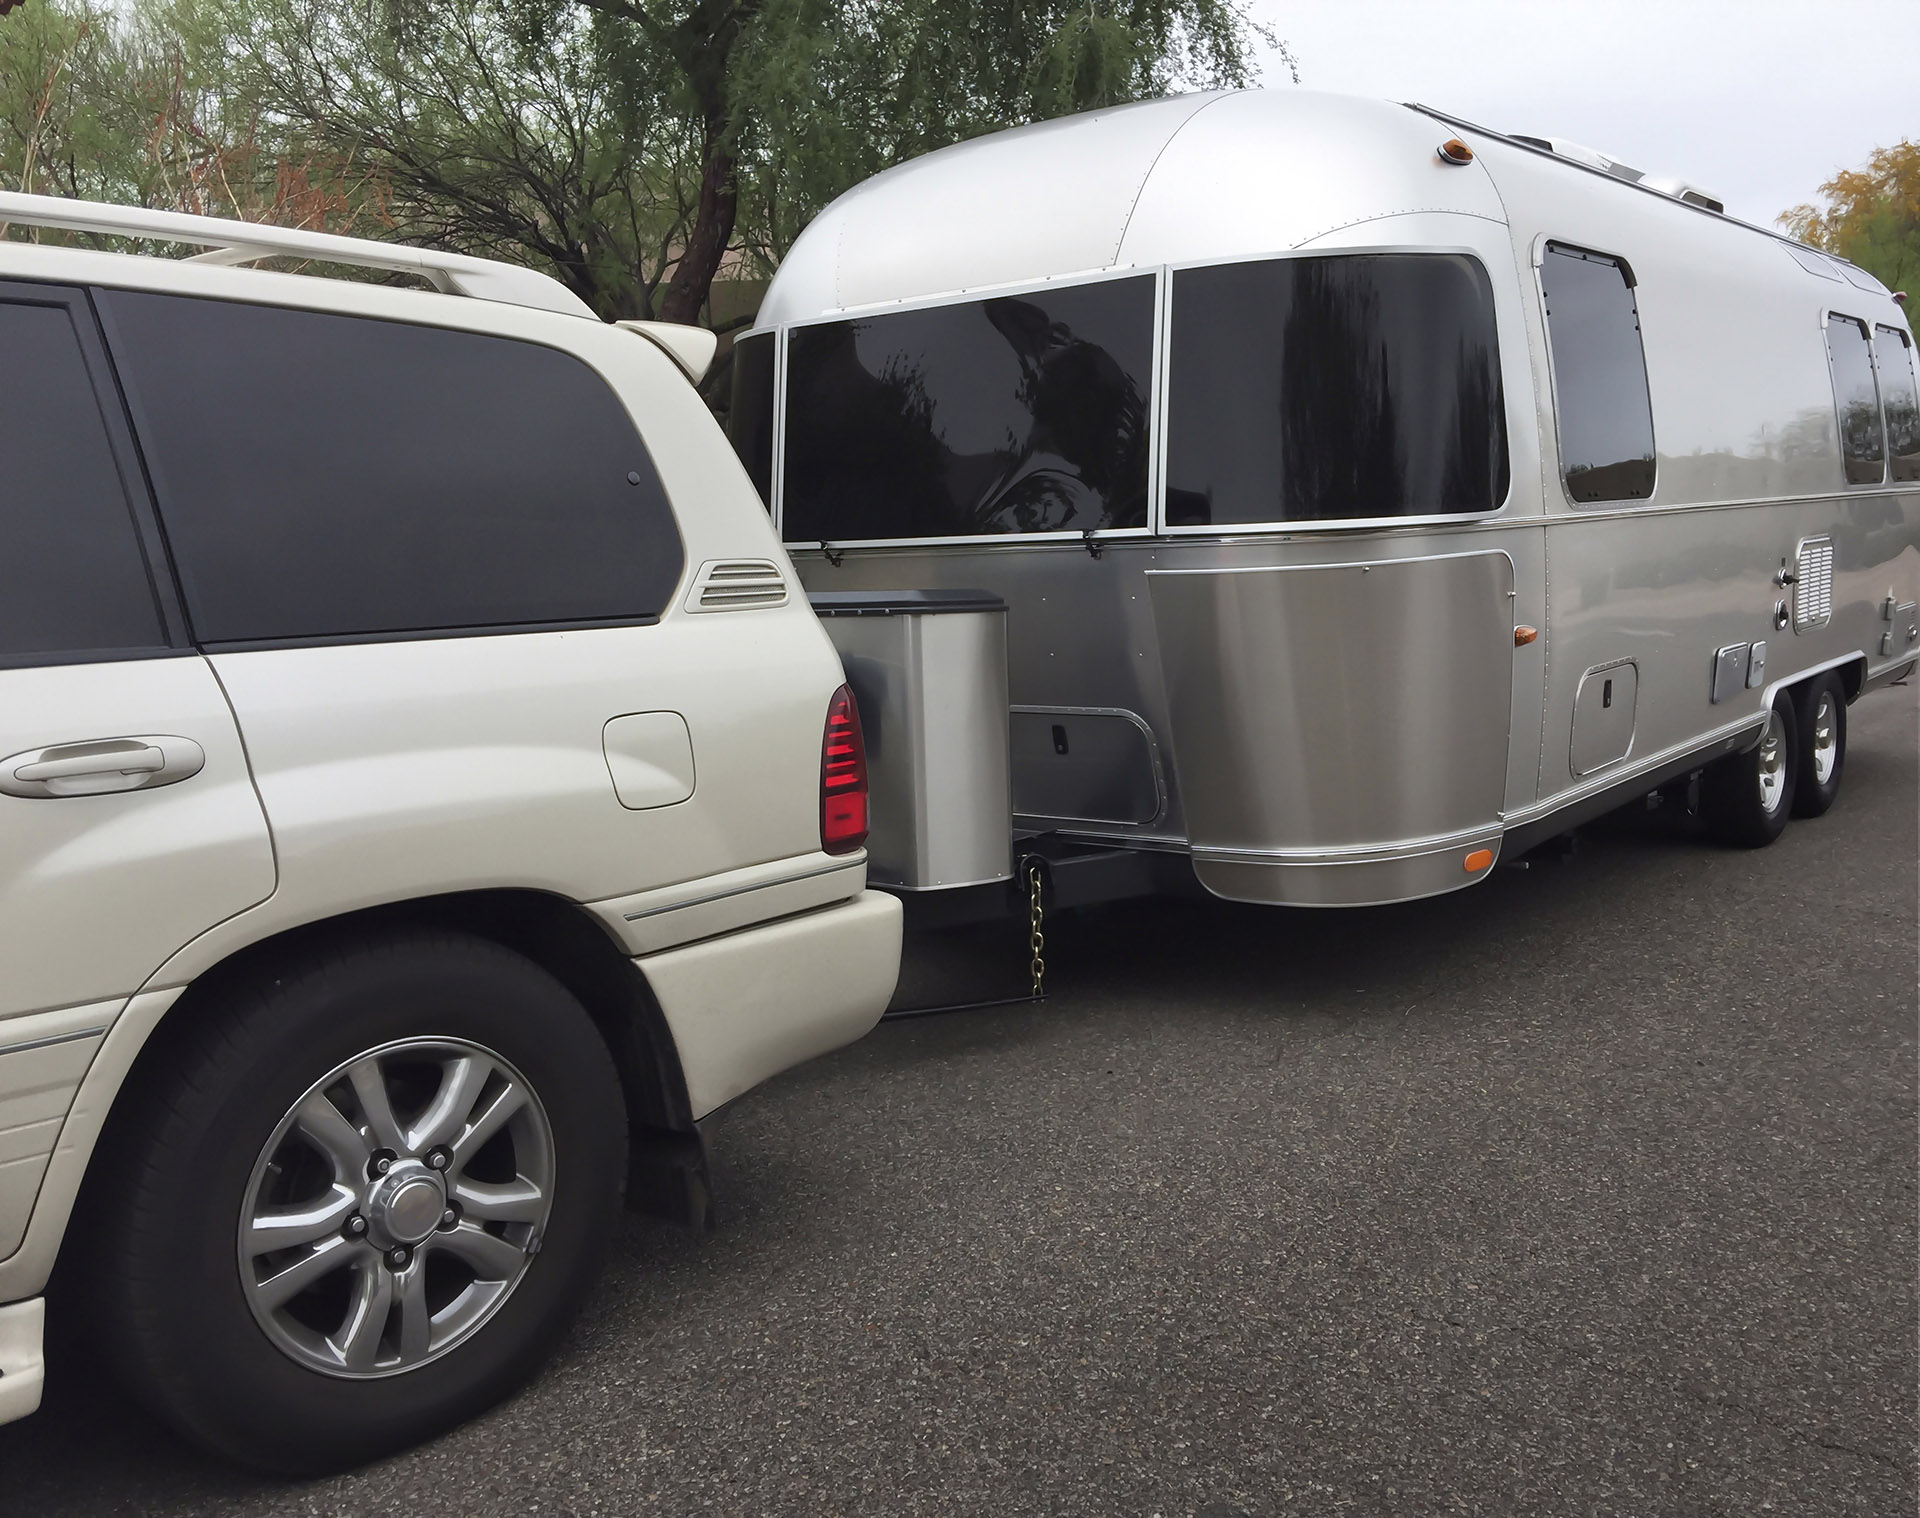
820;684;869;855
1438;138;1474;166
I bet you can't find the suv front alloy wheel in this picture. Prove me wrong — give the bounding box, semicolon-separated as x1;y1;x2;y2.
84;933;626;1474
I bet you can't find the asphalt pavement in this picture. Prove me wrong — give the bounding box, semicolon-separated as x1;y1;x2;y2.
5;684;1915;1516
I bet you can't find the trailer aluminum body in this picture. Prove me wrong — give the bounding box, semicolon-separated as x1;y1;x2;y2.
732;89;1920;908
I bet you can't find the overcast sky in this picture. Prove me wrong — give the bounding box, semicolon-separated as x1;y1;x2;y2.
1244;0;1909;229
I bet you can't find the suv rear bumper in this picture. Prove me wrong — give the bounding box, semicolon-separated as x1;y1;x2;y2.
0;1297;44;1428
638;889;902;1118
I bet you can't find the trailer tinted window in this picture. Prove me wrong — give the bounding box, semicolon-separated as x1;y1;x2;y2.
1875;326;1919;483
1539;245;1656;503
99;291;683;645
0;297;168;665
1825;315;1885;485
727;330;776;508
783;276;1153;541
1164;254;1508;526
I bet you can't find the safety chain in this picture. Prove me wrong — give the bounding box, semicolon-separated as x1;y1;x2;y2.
1026;858;1046;999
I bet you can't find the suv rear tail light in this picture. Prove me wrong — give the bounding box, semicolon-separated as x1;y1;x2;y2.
820;684;869;854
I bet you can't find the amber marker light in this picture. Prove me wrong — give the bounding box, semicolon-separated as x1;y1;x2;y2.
1438;138;1474;166
1514;625;1538;646
1464;849;1494;873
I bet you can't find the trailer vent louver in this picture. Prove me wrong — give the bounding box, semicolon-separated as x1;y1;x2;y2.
686;558;789;612
1793;538;1833;632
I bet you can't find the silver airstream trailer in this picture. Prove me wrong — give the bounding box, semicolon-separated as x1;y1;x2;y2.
729;89;1920;909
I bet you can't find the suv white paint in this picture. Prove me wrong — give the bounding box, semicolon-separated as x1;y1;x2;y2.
0;193;901;1471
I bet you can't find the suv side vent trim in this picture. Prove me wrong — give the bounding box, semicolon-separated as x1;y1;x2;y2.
1793;537;1833;632
686;559;789;613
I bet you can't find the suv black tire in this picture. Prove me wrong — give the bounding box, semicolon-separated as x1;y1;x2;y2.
1789;671;1847;818
1702;697;1797;848
85;932;626;1474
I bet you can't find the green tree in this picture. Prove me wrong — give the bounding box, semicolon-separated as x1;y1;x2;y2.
6;0;1286;330
1;0;385;240
220;0;1280;323
1781;141;1920;299
588;0;1284;322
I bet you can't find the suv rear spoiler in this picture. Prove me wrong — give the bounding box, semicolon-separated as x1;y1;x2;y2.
617;321;719;384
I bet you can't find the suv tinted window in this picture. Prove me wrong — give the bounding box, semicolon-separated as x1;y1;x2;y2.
1825;314;1885;485
1539;244;1656;503
99;292;683;645
0;296;167;666
1875;325;1919;483
726;330;775;509
1166;253;1509;526
783;275;1154;542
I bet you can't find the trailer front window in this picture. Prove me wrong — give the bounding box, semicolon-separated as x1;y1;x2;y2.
1164;253;1509;527
782;275;1154;543
726;330;776;509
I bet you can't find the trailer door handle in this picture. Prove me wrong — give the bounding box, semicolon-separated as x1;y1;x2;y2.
1;737;205;798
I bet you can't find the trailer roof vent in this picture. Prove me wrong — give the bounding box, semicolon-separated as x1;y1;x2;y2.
1513;134;1724;212
1641;174;1726;214
685;558;789;612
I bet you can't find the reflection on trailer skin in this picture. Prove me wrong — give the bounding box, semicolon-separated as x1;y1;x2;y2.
733;89;1920;909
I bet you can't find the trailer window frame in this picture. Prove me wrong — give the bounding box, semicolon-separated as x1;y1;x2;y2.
1872;323;1917;484
1534;239;1659;509
1824;310;1888;487
1155;243;1515;537
773;264;1163;550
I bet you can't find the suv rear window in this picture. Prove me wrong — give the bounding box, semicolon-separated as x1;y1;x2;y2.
0;294;168;666
98;292;683;646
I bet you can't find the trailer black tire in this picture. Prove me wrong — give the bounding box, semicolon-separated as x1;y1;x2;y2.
1789;671;1847;818
1702;697;1797;848
85;931;627;1475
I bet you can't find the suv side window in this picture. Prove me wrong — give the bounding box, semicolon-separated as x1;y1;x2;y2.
1539;244;1657;504
97;291;685;647
0;293;169;667
1825;314;1885;485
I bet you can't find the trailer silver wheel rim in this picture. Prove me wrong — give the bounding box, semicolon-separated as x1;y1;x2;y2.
1810;691;1838;786
237;1037;555;1379
1756;709;1787;814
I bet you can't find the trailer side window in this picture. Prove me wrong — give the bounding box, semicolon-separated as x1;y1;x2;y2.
782;276;1153;542
1825;315;1886;485
726;330;776;509
1164;253;1508;526
1539;245;1656;504
1873;325;1918;483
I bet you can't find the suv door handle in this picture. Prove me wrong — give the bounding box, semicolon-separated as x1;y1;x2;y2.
1;736;206;798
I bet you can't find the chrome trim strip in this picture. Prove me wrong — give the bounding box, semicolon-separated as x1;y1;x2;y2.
1505;711;1768;827
0;1027;107;1058
1192;819;1500;868
622;859;864;922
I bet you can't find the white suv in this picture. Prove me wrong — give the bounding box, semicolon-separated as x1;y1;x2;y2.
0;193;901;1471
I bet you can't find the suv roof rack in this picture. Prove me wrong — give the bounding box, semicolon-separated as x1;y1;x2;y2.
0;190;595;319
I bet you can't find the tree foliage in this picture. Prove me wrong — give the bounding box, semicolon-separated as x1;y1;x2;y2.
2;0;1283;325
1781;141;1920;299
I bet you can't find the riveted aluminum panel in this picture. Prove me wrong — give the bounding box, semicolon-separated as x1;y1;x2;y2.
1146;551;1514;904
